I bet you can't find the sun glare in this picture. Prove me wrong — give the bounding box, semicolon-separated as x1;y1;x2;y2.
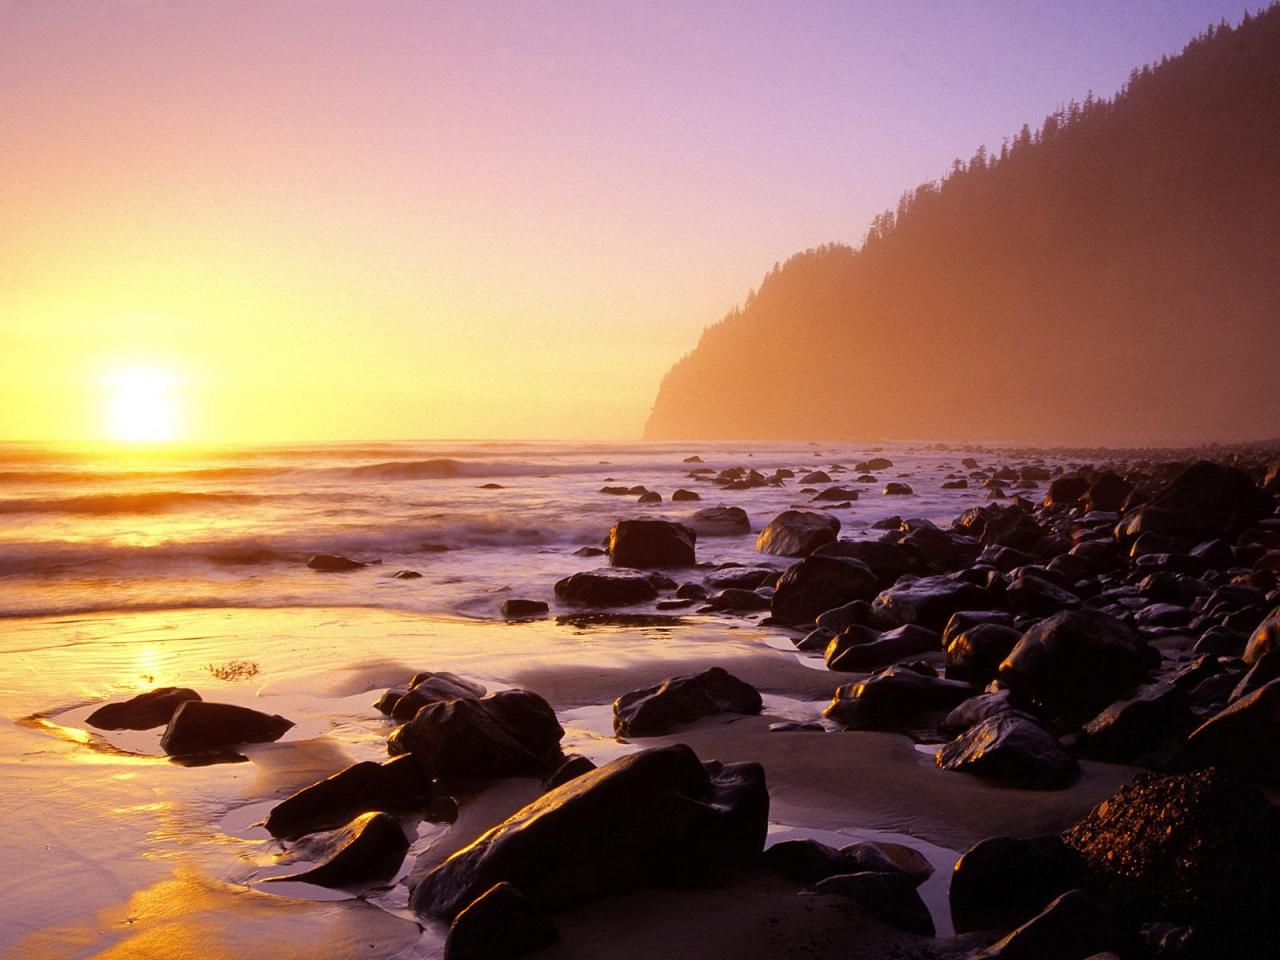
105;365;181;443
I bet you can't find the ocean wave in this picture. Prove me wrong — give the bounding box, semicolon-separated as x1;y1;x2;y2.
0;490;272;515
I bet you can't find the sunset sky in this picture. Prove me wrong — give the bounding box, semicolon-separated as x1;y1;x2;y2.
0;0;1249;443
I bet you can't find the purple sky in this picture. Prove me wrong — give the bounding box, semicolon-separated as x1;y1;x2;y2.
0;0;1256;440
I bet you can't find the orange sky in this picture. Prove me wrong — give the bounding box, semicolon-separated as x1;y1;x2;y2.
0;1;1243;443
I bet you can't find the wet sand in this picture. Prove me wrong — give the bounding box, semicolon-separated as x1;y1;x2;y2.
1;606;1137;958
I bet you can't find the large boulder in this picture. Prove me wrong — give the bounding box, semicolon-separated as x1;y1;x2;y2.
1043;476;1090;508
1077;684;1195;763
870;574;995;631
1185;678;1280;786
1084;472;1134;513
410;744;768;918
612;667;762;737
755;510;839;557
770;555;879;625
607;519;696;568
265;755;431;839
1123;460;1273;541
944;622;1022;685
443;882;558;960
1242;604;1280;664
388;689;564;781
971;889;1133;960
1064;768;1280;956
824;624;939;671
159;701;293;756
389;671;488;722
950;834;1082;933
267;811;409;888
87;687;201;731
807;871;934;936
936;713;1079;789
553;568;659;606
998;609;1151;721
687;506;750;536
811;539;927;587
822;666;973;730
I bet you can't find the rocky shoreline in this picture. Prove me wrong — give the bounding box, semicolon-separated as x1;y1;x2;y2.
67;450;1280;959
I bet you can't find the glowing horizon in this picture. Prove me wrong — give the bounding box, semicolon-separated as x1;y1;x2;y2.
0;0;1253;444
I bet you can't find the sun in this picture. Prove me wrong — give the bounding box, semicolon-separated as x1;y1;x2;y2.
104;365;181;443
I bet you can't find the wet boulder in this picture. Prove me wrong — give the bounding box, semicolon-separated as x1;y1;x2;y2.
770;555;879;625
87;686;202;731
1242;604;1280;663
1005;574;1080;618
703;587;771;612
1185;678;1280;786
613;667;762;737
268;811;409;888
936;713;1078;789
824;624;939;671
553;568;659;606
705;567;776;591
687;506;750;536
671;488;701;502
606;519;695;568
882;482;913;496
812;539;927;588
410;744;768;918
807;872;934;936
950;834;1082;933
823;665;973;730
755;510;840;557
972;889;1133;960
1077;684;1195;763
944;622;1022;685
307;554;368;572
388;689;564;781
1043;476;1090;508
811;486;860;502
159;701;293;756
265;755;431;839
1123;460;1273;541
443;882;558;960
871;574;995;631
998;609;1151;721
542;754;596;792
939;689;1023;736
391;672;488;723
1084;472;1134;513
501;599;549;618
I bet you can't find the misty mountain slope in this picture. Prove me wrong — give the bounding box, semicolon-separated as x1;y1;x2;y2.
645;8;1280;445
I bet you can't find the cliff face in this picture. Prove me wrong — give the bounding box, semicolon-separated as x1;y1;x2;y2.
645;9;1280;446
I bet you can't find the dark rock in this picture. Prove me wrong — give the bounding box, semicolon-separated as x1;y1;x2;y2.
755;510;839;557
391;672;488;723
682;455;703;463
543;754;596;792
761;839;851;884
656;598;695;611
87;687;201;731
500;599;548;618
1044;476;1090;508
950;834;1082;933
674;581;709;601
770;555;879;625
687;506;751;536
942;479;968;489
613;667;762;737
268;811;409;888
842;841;934;885
572;546;606;557
800;471;831;484
1186;678;1280;786
937;713;1078;789
1064;768;1280;956
704;588;771;612
388;689;564;781
939;689;1022;735
811;486;860;502
392;569;423;579
814;599;873;633
443;882;558;960
859;457;893;471
794;626;835;652
705;567;776;591
265;755;431;839
807;871;934;936
307;554;367;572
1192;624;1246;657
554;568;659;606
1005;574;1080;618
945;622;1022;684
1078;684;1195;763
607;519;695;568
999;609;1150;720
1084;473;1134;513
1242;604;1280;663
410;744;768;918
882;482;913;496
825;624;939;671
871;574;995;631
972;890;1133;960
636;491;662;504
671;488;701;502
160;701;293;756
812;539;927;587
1123;460;1273;541
823;665;973;730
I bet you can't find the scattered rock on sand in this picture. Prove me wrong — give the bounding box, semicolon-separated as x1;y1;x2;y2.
87;686;202;731
755;510;839;557
1123;460;1273;541
410;744;768;918
807;871;934;936
159;700;293;755
554;568;660;606
687;505;751;536
443;881;558;960
971;889;1133;960
671;488;701;501
608;519;696;568
307;554;368;572
770;555;879;625
812;539;927;587
944;622;1022;685
950;834;1081;933
543;754;596;792
389;671;488;722
936;713;1079;789
822;665;973;730
501;598;549;618
267;811;409;888
388;689;564;781
871;574;994;631
824;624;939;671
613;666;762;737
265;754;431;839
882;482;913;496
1185;677;1280;786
